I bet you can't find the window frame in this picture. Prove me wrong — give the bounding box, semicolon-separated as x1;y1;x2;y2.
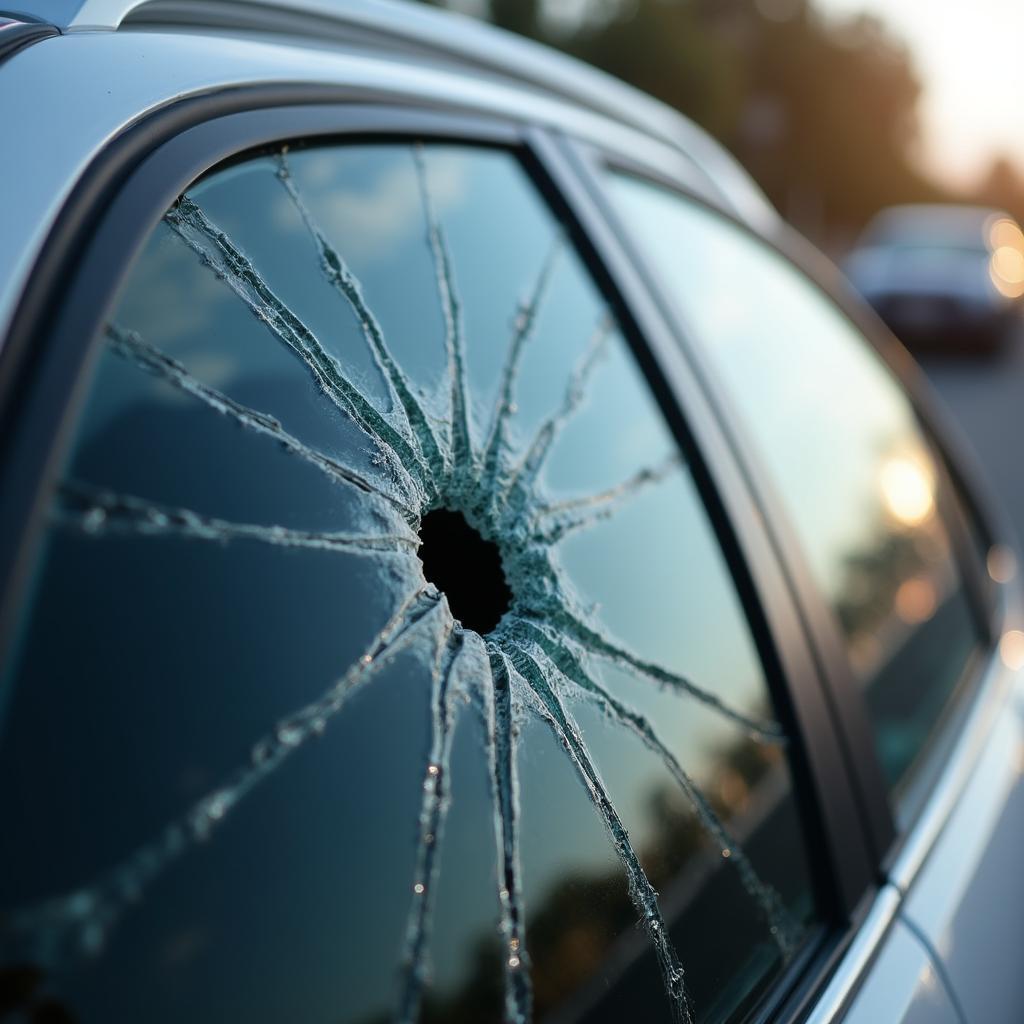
563;138;1004;858
0;91;878;1022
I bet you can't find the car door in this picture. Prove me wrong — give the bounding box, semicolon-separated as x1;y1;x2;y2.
0;100;861;1024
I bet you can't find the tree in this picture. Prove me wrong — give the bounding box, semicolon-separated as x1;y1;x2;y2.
417;0;954;246
731;9;946;242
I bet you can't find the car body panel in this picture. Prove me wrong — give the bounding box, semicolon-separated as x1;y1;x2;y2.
898;659;1024;1020
841;918;963;1024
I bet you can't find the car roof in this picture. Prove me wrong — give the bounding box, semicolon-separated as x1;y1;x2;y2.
0;0;781;346
6;0;774;224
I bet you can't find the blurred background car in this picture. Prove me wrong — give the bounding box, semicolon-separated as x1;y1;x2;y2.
844;204;1024;352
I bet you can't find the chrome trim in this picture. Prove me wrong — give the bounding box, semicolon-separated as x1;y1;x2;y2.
887;605;1023;892
803;885;902;1024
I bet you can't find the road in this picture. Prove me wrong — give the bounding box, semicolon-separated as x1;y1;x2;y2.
919;323;1024;547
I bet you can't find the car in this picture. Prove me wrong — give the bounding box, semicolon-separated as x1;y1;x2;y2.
1;3;1023;1023
844;203;1024;354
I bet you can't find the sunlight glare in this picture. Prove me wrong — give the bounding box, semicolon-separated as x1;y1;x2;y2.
880;455;934;527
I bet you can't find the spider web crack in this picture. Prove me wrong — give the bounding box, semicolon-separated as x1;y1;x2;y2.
57;482;418;557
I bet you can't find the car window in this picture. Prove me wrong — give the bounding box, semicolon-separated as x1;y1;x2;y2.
606;172;982;799
0;141;818;1024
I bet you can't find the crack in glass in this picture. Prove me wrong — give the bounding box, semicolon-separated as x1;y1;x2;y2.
1;144;802;1024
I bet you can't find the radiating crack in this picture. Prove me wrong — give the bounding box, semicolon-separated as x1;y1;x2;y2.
485;649;533;1024
413;144;475;487
396;623;462;1024
530;453;682;544
504;642;691;1024
106;324;416;523
512;618;801;956
544;607;786;745
276;149;448;490
56;482;418;556
500;314;613;521
166;196;431;503
478;236;563;502
7;143;805;1023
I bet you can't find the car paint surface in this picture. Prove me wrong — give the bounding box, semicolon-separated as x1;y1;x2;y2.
842;919;962;1024
898;657;1024;1020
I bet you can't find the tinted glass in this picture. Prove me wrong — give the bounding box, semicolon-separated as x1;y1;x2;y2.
608;173;981;793
0;143;816;1024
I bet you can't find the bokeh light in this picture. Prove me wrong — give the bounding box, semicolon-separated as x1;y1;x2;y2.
999;630;1024;671
880;455;935;527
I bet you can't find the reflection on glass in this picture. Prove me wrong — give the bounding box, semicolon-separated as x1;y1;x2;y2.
608;173;980;792
999;630;1024;671
987;544;1017;585
878;454;934;527
0;146;816;1024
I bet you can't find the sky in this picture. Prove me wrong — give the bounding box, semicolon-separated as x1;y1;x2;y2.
817;0;1024;189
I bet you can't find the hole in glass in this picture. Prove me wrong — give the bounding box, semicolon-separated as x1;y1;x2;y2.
418;509;512;634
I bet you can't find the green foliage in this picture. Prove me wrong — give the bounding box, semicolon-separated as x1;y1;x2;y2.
489;0;543;39
730;8;947;242
562;0;744;143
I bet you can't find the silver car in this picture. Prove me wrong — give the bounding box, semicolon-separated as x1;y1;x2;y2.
1;3;1022;1023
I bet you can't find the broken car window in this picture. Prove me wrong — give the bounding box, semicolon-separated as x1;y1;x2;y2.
0;143;817;1023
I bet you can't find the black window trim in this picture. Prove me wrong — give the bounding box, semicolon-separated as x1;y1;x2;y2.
564;137;1007;867
0;89;873;1022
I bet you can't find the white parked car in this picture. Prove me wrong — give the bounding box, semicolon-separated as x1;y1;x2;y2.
1;3;1023;1023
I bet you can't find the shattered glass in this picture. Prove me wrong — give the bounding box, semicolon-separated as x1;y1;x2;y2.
0;143;816;1023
